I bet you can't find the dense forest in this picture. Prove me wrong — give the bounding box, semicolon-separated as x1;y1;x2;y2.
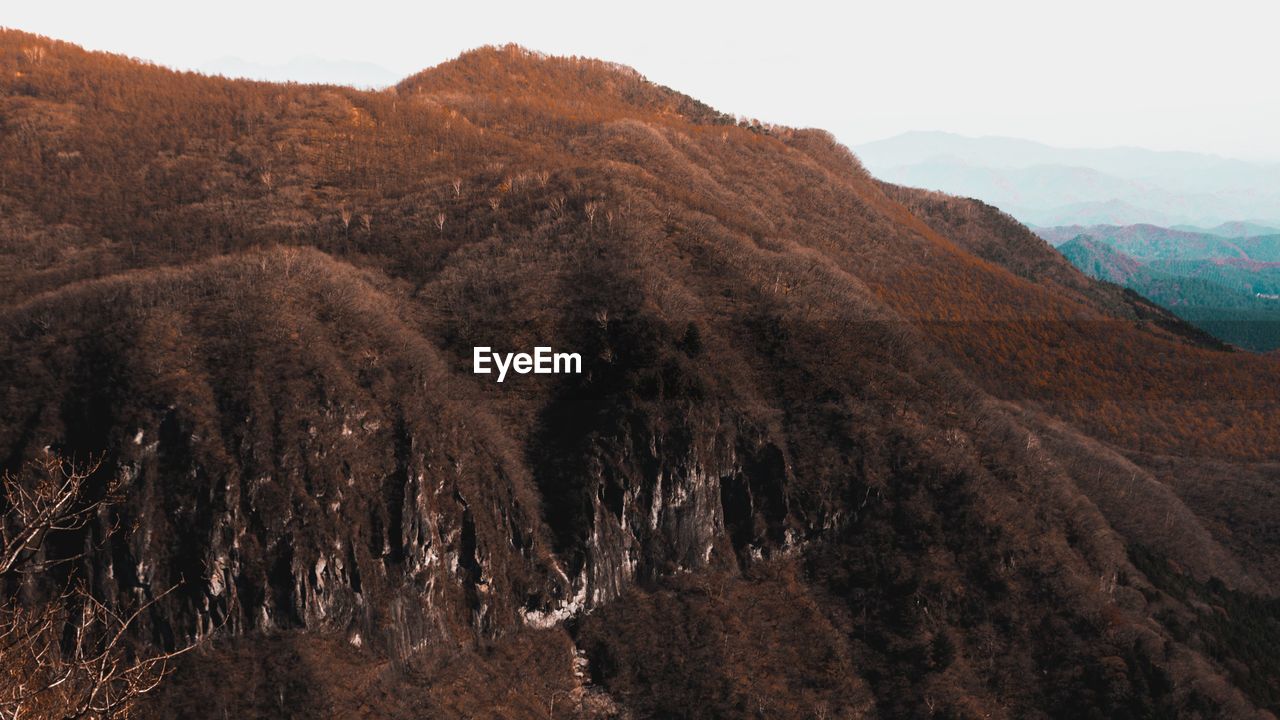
1055;231;1280;351
2;30;1280;718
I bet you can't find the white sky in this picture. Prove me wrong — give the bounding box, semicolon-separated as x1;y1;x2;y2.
6;0;1279;160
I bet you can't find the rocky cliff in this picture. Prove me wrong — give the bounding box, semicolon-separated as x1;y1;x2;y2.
2;34;1280;718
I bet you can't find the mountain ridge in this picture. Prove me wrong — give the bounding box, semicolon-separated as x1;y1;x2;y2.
3;30;1280;718
1045;224;1280;350
856;131;1280;228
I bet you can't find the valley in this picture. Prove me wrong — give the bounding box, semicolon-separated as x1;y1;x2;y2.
2;30;1279;719
1040;224;1280;351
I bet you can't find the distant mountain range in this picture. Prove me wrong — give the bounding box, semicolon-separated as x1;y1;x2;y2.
856;132;1280;228
1042;224;1280;350
1036;223;1280;261
1172;221;1280;238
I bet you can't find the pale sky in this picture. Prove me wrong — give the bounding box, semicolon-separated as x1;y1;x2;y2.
6;0;1279;161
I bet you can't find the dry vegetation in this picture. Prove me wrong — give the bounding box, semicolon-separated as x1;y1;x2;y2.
1;455;191;718
1;30;1279;718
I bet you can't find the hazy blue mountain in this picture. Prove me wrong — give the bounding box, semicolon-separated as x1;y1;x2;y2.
1035;224;1280;262
856;132;1280;228
1172;221;1280;238
856;131;1280;188
1030;199;1184;228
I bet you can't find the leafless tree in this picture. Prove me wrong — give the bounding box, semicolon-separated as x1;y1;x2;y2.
1;455;115;578
339;206;353;233
548;196;567;218
1;454;195;719
20;46;45;65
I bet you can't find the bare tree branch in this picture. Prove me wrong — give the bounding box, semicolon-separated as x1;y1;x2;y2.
1;453;200;719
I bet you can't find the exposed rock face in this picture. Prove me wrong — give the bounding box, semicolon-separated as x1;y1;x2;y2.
1;248;804;660
3;33;1279;718
18;255;564;656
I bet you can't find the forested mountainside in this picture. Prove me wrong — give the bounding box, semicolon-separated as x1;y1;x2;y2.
1036;223;1280;261
3;31;1280;718
1043;226;1280;351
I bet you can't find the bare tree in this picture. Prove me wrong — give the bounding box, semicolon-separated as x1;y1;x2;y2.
1;454;194;719
20;46;46;66
548;196;567;218
1;455;114;578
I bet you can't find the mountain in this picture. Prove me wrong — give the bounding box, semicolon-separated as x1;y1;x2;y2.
4;31;1280;718
198;56;401;88
1036;223;1280;261
856;131;1280;182
856;132;1280;228
1052;228;1280;350
1057;236;1145;285
1173;221;1280;238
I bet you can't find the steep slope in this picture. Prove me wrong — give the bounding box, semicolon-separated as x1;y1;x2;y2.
1058;236;1145;284
3;33;1280;718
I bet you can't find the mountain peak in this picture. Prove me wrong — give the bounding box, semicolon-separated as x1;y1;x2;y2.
1058;235;1144;284
5;30;1280;719
396;44;730;125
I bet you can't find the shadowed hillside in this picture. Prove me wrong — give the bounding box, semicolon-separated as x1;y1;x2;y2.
3;32;1280;718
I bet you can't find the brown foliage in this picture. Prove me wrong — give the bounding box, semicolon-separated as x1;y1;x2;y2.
0;28;1277;718
1;455;193;719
